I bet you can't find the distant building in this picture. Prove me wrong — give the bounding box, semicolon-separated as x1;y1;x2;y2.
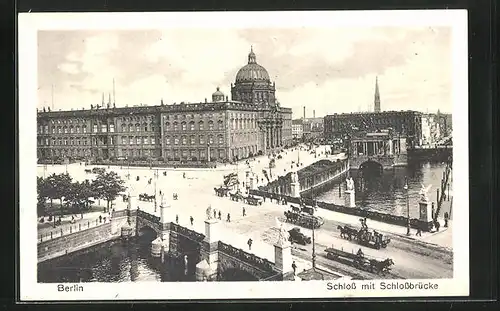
302;117;324;141
292;119;304;140
421;111;452;146
36;48;293;163
323;110;423;148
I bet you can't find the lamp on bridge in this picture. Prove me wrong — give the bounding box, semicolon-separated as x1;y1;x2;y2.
404;177;410;236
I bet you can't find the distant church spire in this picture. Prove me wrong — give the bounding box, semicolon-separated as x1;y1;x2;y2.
374;76;381;113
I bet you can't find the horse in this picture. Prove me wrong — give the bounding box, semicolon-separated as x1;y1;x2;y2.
369;258;395;274
84;169;92;174
337;225;354;240
229;192;240;202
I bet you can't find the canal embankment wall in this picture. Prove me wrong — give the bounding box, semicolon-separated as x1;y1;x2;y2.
37;212;132;263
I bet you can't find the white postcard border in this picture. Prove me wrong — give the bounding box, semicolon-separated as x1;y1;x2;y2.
19;10;469;301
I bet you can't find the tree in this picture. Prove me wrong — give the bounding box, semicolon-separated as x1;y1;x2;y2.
53;173;72;213
44;173;59;211
65;180;95;217
92;171;126;213
37;177;48;215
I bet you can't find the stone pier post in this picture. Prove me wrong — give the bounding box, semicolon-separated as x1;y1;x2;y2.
196;219;220;281
274;239;293;276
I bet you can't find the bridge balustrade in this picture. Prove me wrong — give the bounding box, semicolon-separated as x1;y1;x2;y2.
38;217;110;243
137;209;160;224
218;241;275;273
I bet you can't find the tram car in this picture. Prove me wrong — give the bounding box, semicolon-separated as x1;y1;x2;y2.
337;225;391;250
287;227;312;245
284;208;324;229
324;247;394;274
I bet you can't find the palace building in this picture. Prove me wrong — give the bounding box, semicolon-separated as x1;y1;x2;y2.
36;48;293;163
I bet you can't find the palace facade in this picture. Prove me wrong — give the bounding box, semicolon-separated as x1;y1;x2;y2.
36;49;293;162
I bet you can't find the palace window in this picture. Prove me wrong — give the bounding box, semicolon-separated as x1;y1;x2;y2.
173;122;179;131
128;124;133;132
189;122;195;131
83;139;87;145
199;121;204;130
130;137;134;145
190;135;195;145
182;149;188;158
199;135;205;144
122;137;127;144
101;124;107;133
218;120;223;130
151;137;155;145
76;126;80;133
136;137;141;144
174;115;178;120
93;124;97;133
218;135;224;145
174;137;179;145
64;126;68;134
44;125;49;133
200;150;206;159
109;124;115;133
64;138;68;145
182;122;187;131
165;122;170;129
51;138;56;145
144;123;148;132
190;150;196;158
166;136;170;145
143;137;149;144
70;138;74;145
135;124;140;132
208;121;214;130
151;125;155;132
52;128;56;134
182;136;187;145
219;149;225;159
208;135;214;144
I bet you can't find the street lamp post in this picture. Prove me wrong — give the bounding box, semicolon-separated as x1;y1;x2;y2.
404;177;410;236
154;169;158;213
312;201;317;269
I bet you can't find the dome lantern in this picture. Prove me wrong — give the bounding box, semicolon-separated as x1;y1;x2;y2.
235;47;270;83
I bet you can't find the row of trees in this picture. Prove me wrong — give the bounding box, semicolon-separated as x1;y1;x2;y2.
37;171;126;216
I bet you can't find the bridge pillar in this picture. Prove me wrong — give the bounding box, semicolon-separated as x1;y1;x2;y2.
290;171;300;198
418;200;433;223
196;219;220;281
344;190;355;208
274;240;293;275
151;236;162;257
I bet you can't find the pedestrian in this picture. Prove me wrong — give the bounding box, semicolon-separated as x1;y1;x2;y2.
444;212;449;228
247;238;253;250
242;207;246;217
99;215;102;223
292;261;297;275
263;196;266;203
435;220;440;232
218;211;222;220
431;202;435;219
363;217;368;229
227;213;231;222
416;226;422;237
190;216;194;225
176;214;179;223
213;209;217;219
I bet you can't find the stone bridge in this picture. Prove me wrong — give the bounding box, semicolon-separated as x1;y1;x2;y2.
126;208;288;281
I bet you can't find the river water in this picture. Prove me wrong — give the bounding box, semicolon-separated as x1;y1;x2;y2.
315;161;453;219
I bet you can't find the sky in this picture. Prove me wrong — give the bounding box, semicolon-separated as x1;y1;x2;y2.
37;27;452;118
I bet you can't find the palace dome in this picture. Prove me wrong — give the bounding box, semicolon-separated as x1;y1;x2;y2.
235;47;270;83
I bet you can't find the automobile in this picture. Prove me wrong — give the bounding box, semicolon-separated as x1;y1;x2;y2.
288;227;312;245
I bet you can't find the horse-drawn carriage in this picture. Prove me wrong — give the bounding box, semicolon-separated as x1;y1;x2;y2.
91;167;106;174
337;225;391;250
284;209;324;229
324;247;394;274
214;186;231;197
245;195;263;206
288;227;312;245
138;193;155;202
229;191;245;202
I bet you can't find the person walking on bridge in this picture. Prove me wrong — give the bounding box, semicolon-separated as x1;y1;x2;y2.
227;213;231;222
247;238;253;250
242;207;246;217
218;211;222;220
190;216;194;226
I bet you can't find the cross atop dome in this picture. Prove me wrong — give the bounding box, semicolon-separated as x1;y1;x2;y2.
248;46;256;64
